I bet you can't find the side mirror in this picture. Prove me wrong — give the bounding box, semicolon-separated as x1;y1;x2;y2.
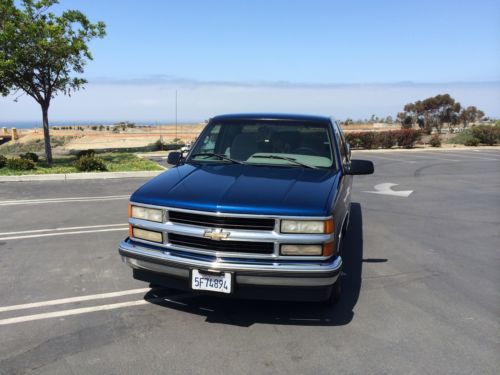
345;143;351;158
167;151;182;165
347;159;374;175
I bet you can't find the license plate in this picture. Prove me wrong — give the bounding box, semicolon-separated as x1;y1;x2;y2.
191;269;232;294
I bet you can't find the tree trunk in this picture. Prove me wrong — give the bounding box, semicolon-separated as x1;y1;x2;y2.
41;104;53;164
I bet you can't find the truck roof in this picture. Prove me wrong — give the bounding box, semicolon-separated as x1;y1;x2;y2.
210;113;333;123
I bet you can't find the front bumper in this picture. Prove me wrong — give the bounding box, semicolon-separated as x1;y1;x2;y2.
119;238;342;301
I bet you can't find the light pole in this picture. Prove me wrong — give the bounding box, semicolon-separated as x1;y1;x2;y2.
175;90;178;140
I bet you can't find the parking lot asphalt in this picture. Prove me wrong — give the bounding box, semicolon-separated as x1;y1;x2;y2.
0;149;499;375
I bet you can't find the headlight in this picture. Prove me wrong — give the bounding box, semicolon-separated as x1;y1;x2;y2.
280;219;333;234
280;244;322;256
280;242;334;256
131;226;163;243
129;205;164;223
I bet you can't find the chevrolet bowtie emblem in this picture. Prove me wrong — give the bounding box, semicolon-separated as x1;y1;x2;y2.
203;228;230;241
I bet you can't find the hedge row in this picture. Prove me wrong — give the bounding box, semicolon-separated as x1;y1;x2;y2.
0;149;108;172
73;155;107;171
0;153;39;170
6;157;36;170
345;129;422;149
469;125;500;146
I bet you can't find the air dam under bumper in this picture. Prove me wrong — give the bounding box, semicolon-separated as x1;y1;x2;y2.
119;239;342;301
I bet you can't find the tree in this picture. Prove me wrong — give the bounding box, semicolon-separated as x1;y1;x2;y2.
459;106;485;127
397;112;413;129
0;0;105;163
400;94;462;133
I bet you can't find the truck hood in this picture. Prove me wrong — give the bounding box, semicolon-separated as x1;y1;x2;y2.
131;163;340;216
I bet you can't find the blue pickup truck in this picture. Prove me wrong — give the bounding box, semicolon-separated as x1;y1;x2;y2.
119;114;374;304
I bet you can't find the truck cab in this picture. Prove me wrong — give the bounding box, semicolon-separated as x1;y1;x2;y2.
119;114;373;304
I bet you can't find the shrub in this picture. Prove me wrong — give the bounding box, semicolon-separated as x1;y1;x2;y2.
20;152;39;162
395;129;422;148
463;136;480;146
7;157;36;170
345;133;361;148
345;129;421;149
73;155;107;171
357;132;377;149
154;139;186;151
470;125;499;146
76;149;96;159
0;155;6;168
376;131;397;149
429;135;441;147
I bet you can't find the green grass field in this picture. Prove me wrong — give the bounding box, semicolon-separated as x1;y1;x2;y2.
0;152;164;175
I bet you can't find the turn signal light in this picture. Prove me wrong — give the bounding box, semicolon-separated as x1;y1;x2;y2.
323;242;334;257
324;219;334;234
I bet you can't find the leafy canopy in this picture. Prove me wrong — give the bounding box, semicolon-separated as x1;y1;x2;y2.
398;94;485;132
0;0;106;105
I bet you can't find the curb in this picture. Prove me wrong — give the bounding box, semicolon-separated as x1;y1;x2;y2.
0;170;165;182
352;146;500;153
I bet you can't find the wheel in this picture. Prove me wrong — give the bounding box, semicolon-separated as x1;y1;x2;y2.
323;276;342;306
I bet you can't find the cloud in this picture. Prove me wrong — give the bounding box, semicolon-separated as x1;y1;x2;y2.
1;79;499;123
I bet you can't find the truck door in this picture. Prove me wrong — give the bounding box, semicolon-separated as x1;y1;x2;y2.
333;121;352;236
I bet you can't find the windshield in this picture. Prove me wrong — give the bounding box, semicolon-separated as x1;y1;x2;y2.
189;120;337;169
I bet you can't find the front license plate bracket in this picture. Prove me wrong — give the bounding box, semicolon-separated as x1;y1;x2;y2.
191;269;233;294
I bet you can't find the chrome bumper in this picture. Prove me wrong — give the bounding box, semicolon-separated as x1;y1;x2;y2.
119;239;342;287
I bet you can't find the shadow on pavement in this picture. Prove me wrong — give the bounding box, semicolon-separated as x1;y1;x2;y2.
144;203;365;327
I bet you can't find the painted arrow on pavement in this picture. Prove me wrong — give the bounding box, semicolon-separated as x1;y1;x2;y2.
363;183;413;197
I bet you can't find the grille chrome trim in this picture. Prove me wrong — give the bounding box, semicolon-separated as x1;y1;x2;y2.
168;233;274;254
130;201;332;221
168;210;275;231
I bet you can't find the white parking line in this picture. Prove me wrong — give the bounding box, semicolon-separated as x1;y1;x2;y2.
0;288;149;313
0;223;128;236
469;151;500;159
402;153;460;162
0;299;151;325
0;294;187;326
0;227;128;241
438;152;498;161
0;195;129;206
472;150;500;157
368;155;416;163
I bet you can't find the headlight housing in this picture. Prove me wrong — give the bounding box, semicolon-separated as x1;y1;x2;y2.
280;244;322;256
280;219;333;234
280;242;334;256
129;204;164;223
130;226;163;243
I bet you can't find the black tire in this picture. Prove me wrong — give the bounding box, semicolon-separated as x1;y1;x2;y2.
323;276;342;306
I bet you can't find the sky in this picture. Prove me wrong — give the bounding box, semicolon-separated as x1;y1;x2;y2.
1;0;499;124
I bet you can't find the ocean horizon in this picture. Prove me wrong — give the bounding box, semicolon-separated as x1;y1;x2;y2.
0;120;201;129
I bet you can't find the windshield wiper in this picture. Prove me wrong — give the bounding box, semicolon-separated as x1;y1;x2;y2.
190;152;244;164
252;155;318;169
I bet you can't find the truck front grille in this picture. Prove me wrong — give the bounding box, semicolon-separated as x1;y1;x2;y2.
168;211;275;231
168;233;274;254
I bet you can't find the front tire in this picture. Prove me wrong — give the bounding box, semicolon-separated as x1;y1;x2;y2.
323;276;341;306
